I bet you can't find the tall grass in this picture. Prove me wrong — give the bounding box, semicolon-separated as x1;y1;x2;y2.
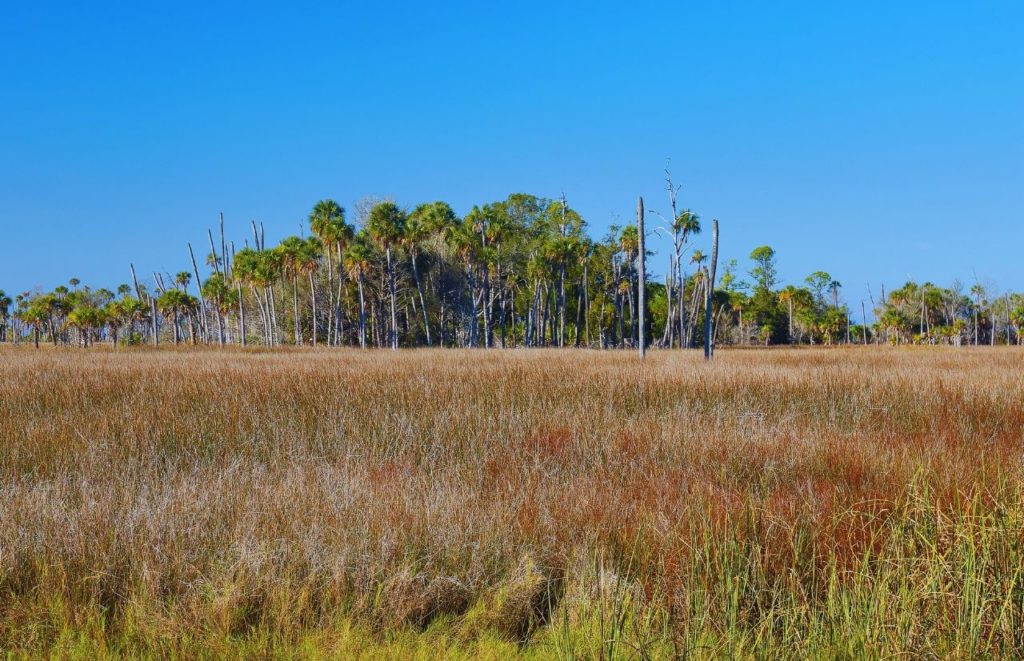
1;346;1023;657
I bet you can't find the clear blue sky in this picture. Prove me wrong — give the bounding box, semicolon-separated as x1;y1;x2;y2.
2;2;1022;305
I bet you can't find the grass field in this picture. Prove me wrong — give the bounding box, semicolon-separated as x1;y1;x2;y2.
2;346;1023;658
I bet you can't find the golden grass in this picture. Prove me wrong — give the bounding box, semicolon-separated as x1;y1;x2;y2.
1;346;1023;657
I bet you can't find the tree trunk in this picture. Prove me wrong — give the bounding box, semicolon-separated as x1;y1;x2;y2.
357;272;367;349
583;260;591;347
662;269;673;348
861;300;868;344
268;287;280;346
703;220;719;360
324;246;334;345
558;263;566;348
467;265;478;348
292;274;301;345
386;246;398;350
637;196;646;360
335;245;345;346
411;253;431;346
309;271;318;346
151;298;159;346
236;282;246;346
188;242;208;343
574;275;584;348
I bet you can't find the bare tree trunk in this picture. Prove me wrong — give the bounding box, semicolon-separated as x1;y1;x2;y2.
637;196;646;360
220;212;229;278
324;246;334;344
267;287;280;346
467;265;478;348
662;269;673;348
151;298;159;346
188;242;209;343
558;263;566;348
574;275;584;348
214;304;224;346
583;259;591;347
861;300;868;344
237;282;247;346
337;247;346;346
130;263;142;301
1005;295;1013;345
291;275;300;345
310;271;318;346
679;268;688;348
386;246;398;349
251;285;268;345
208;229;221;276
704;219;719;361
357;272;367;349
411;253;431;346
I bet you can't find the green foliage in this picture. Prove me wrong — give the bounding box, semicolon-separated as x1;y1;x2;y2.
4;192;1021;349
366;201;407;249
748;245;778;292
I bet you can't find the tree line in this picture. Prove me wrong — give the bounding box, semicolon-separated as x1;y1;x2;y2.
2;185;1022;351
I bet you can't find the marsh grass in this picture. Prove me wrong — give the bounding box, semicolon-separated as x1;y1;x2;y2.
1;346;1023;657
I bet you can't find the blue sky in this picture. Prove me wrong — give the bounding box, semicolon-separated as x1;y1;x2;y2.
2;2;1022;306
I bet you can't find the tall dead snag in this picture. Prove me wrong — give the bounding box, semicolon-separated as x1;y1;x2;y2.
188;242;210;343
703;219;719;360
637;196;646;360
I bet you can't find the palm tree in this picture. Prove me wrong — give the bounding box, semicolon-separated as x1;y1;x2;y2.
778;286;797;341
235;247;282;345
309;199;353;345
201;273;232;345
445;218;483;346
672;209;701;348
619;225;639;342
343;237;375;349
104;299;128;347
275;236;307;345
0;290;11;342
19;303;48;349
233;248;269;345
157;289;196;344
300;237;322;345
970;283;985;346
66;304;106;347
365;202;406;350
405;202;455;346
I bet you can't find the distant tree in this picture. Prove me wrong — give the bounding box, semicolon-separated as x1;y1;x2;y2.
343;237;375;349
749;246;778;293
157;289;197;345
309;199;353;345
805;271;832;306
405;202;456;346
0;290;11;342
365;202;406;350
